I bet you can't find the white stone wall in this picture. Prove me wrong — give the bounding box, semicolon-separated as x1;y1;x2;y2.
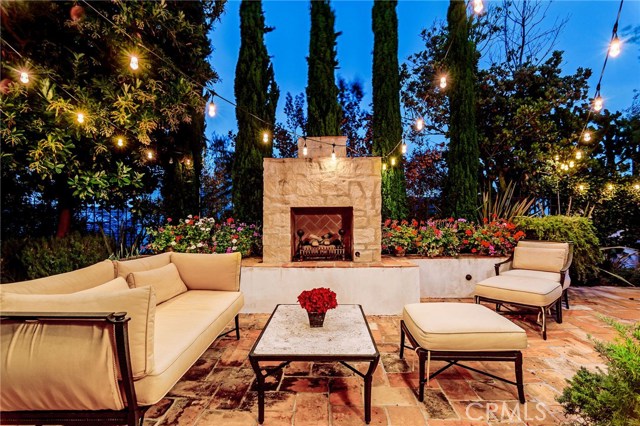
263;156;382;263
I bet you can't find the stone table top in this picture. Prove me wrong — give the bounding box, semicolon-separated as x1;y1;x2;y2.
251;304;378;357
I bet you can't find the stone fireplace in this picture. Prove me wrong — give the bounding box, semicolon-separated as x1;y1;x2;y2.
263;136;382;263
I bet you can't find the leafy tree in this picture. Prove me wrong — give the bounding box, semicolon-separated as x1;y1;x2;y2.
0;1;222;238
372;0;407;219
337;78;372;156
306;0;342;136
405;144;447;217
443;0;480;218
273;92;305;158
232;0;279;223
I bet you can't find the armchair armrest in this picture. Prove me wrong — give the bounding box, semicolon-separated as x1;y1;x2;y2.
559;242;574;285
494;255;514;276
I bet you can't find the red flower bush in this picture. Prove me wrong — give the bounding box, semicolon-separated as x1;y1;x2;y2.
297;287;338;314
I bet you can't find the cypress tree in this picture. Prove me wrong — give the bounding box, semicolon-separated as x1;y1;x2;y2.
232;0;279;223
444;0;480;219
306;0;342;136
372;0;407;219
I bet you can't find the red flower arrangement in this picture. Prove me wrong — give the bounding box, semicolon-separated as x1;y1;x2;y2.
297;287;338;314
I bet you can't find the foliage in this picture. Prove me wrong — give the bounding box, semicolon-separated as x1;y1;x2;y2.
273;92;306;158
306;0;342;136
232;0;279;223
415;219;460;257
146;216;262;257
1;233;110;282
457;218;525;256
443;0;480;219
557;318;640;426
201;134;234;220
480;181;535;223
514;215;603;283
338;78;372;156
381;219;418;254
372;0;407;219
297;287;338;314
405;144;447;217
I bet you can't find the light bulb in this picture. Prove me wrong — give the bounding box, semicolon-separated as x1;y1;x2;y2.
578;184;585;191
439;76;447;89
77;112;85;124
593;96;603;112
391;157;397;166
331;144;337;161
382;163;387;171
19;72;29;84
569;160;575;168
583;131;591;142
207;102;216;117
185;158;191;166
263;132;269;143
169;157;174;164
634;184;640;190
147;151;153;160
473;0;484;14
415;117;424;132
303;145;308;157
609;35;622;58
117;137;124;147
130;55;139;70
607;183;614;191
575;150;582;160
401;142;407;154
554;155;559;161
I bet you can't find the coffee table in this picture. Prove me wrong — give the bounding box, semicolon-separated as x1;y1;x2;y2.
249;304;379;424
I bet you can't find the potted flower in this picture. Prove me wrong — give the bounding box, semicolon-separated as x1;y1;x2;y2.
297;287;338;327
381;219;416;256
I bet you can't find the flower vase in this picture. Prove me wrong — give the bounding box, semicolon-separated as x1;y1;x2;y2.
307;311;326;328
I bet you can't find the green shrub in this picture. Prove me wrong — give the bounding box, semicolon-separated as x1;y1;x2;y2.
514;215;603;283
557;318;640;426
2;233;110;282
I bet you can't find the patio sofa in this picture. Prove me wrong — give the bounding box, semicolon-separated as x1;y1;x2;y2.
0;252;243;426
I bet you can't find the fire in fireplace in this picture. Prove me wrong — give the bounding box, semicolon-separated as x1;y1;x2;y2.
290;207;353;261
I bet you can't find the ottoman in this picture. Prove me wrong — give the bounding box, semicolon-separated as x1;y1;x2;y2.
400;302;527;403
474;275;563;339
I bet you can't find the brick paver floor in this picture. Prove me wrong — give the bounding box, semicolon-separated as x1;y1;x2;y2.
146;286;639;426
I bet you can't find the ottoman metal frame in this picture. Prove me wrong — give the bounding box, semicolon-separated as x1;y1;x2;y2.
400;320;525;404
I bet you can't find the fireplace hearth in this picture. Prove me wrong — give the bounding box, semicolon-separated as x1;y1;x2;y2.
291;207;353;261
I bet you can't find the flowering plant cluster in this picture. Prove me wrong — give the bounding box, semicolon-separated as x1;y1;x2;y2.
146;216;262;257
382;217;525;257
297;287;338;314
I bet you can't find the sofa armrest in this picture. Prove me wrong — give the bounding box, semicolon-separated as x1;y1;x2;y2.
0;312;140;415
171;252;242;291
494;255;514;276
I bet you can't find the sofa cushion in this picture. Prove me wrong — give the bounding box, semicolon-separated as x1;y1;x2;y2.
475;275;562;307
115;253;172;279
0;286;156;379
0;260;115;295
73;277;130;294
127;263;188;304
134;290;244;405
512;247;566;273
170;252;241;291
402;302;527;352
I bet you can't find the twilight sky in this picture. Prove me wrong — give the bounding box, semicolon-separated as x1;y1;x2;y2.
206;0;640;141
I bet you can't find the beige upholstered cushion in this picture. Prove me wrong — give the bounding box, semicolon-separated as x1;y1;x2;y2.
0;286;156;379
127;263;188;304
402;303;527;352
1;320;124;411
518;240;569;264
134;290;244;405
512;247;566;273
475;275;562;307
170;252;241;291
73;277;130;294
502;269;572;289
0;260;115;295
115;252;172;279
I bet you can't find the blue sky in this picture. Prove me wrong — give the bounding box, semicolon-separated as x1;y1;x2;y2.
206;0;640;139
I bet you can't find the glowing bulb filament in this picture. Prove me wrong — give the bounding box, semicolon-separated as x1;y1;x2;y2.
390;157;397;166
575;150;582;160
593;96;603;112
569;160;575;168
303;145;308;157
583;131;591;142
415;117;424;132
19;72;29;84
607;184;614;191
147;151;153;160
77;113;85;124
473;0;484;14
207;102;216;117
382;163;387;171
401;142;407;154
554;155;559;161
130;56;139;70
117;137;124;147
331;144;336;161
263;132;269;143
439;76;447;89
634;184;640;190
578;184;585;191
609;36;621;58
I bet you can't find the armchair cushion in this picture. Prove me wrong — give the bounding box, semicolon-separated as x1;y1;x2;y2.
501;269;572;289
517;240;570;264
127;263;187;304
170;252;241;291
512;247;566;273
0;286;156;379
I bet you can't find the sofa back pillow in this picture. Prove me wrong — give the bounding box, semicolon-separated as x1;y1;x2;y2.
512;247;566;273
0;260;116;295
0;286;156;379
127;263;187;304
73;277;130;294
170;252;241;291
115;252;171;279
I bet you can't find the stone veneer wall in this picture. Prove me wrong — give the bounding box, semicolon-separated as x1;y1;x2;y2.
263;157;382;263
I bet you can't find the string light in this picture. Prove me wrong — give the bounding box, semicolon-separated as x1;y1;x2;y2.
578;184;585;191
583;131;592;142
19;71;29;84
382;163;387;171
606;183;614;191
331;144;336;161
207;102;216;117
593;95;604;112
439;75;447;89
146;150;154;160
262;132;269;143
116;137;124;147
401;142;407;154
634;183;640;190
554;155;560;161
76;112;85;124
415;117;424;132
302;140;308;157
473;0;484;14
569;160;575;168
609;35;622;58
185;158;191;166
575;150;582;160
390;157;397;166
129;55;139;70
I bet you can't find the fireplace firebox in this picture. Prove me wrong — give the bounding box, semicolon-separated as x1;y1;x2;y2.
291;207;353;261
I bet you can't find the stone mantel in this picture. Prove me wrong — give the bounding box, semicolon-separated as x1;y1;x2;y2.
263;156;382;264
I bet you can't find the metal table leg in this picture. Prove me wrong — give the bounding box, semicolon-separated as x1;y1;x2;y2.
249;357;265;424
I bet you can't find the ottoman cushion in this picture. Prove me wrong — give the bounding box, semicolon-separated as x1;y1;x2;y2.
475;275;562;307
402;303;527;352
